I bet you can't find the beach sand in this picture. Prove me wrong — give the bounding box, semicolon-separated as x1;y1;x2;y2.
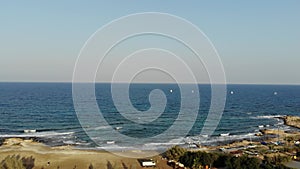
0;138;172;169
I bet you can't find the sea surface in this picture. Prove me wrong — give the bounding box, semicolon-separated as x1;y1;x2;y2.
0;83;299;150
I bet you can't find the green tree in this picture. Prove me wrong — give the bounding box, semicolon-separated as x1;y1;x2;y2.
213;153;231;168
201;152;217;167
179;152;198;168
179;151;219;168
243;156;261;169
226;155;261;169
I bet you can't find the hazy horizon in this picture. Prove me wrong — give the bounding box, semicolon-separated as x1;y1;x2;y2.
1;81;300;86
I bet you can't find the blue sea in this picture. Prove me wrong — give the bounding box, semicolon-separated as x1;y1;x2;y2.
0;83;299;150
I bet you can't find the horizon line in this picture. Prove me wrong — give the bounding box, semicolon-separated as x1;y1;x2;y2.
0;81;299;86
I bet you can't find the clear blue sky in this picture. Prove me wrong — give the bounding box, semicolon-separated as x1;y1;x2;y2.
0;1;299;84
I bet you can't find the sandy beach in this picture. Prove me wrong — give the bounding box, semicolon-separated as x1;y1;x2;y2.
0;138;172;169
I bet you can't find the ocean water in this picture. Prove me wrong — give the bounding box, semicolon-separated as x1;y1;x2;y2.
0;83;299;150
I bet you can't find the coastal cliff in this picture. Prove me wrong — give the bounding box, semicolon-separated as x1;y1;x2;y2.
281;116;300;129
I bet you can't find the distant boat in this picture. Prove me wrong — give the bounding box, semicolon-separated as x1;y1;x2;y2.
274;92;278;95
170;89;173;93
115;126;122;130
220;133;230;136
106;141;115;144
24;129;36;133
230;91;234;95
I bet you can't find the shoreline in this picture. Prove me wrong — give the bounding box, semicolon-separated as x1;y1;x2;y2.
1;128;299;169
0;115;298;150
1;116;299;168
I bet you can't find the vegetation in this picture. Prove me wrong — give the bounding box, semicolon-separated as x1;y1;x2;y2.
261;157;293;169
225;155;261;169
262;155;291;168
0;155;25;169
21;156;35;169
213;153;231;168
0;155;34;169
179;151;218;168
164;146;295;169
164;145;187;161
178;152;261;169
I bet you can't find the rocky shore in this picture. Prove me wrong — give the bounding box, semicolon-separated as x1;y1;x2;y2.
280;115;300;129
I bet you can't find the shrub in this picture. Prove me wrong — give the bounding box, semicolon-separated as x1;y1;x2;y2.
0;155;25;169
0;155;34;169
225;155;261;169
179;151;219;168
164;145;186;161
21;156;35;169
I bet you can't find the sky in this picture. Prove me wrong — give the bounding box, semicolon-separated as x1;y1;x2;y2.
0;1;299;84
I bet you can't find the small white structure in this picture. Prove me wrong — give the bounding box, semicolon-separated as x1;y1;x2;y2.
140;159;156;167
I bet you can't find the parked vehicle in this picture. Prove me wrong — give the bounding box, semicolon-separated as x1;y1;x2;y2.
139;159;156;167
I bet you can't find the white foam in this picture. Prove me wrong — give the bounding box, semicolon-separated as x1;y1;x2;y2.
88;126;110;131
275;122;284;126
187;132;259;145
63;140;76;145
144;142;184;146
0;131;74;138
251;115;283;119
